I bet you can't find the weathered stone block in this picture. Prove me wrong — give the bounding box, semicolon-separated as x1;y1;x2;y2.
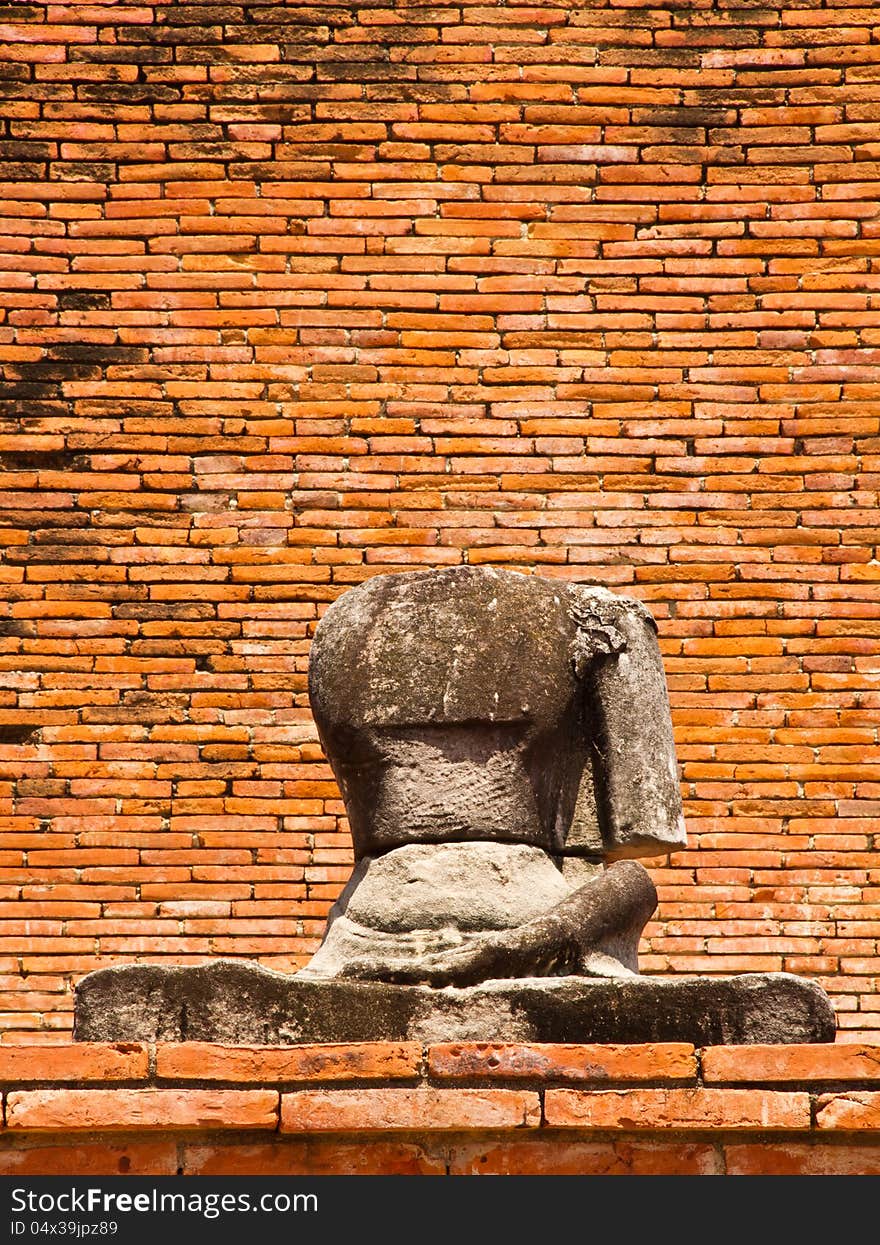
75;959;836;1046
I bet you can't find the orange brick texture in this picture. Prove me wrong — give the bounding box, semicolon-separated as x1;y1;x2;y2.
3;1041;880;1174
0;1;879;1041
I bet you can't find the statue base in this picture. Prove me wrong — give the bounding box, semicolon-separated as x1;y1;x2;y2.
74;959;835;1046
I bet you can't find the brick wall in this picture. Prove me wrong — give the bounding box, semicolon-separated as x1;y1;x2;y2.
1;1;879;1043
3;1041;880;1175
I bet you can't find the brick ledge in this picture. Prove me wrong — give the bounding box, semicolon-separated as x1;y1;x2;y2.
2;1042;880;1174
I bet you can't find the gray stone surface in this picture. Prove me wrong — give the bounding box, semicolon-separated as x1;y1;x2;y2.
302;567;687;983
323;842;579;935
74;959;837;1047
308;567;686;863
303;855;655;984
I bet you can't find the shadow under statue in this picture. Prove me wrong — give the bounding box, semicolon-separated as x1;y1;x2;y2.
75;567;835;1045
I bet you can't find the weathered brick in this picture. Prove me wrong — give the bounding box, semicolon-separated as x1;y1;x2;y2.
725;1141;880;1175
280;1088;541;1132
448;1137;720;1175
6;1089;279;1131
155;1041;421;1083
0;1140;179;1176
703;1044;880;1084
182;1138;447;1175
544;1088;811;1130
0;1043;148;1083
428;1042;696;1082
816;1092;880;1130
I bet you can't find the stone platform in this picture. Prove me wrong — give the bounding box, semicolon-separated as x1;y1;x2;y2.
74;959;835;1047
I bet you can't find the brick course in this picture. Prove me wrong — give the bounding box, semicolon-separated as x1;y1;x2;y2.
0;1041;879;1174
1;1;879;1039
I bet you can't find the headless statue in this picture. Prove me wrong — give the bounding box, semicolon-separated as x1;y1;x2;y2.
300;566;687;986
71;561;836;1047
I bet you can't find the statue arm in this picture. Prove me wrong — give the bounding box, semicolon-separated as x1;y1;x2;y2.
569;588;687;860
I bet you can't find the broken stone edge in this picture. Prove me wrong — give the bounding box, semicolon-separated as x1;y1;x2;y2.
73;960;836;1047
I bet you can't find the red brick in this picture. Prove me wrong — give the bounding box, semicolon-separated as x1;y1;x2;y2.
155;1041;421;1083
816;1092;880;1130
725;1141;880;1175
0;1140;178;1176
280;1088;541;1132
182;1139;446;1175
703;1043;880;1083
448;1137;719;1175
428;1042;696;1082
544;1088;811;1130
5;1090;279;1131
0;1043;147;1083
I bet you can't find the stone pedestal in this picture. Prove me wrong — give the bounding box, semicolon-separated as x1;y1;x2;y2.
75;959;835;1047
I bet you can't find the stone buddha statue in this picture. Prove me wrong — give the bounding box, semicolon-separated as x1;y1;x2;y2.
73;562;836;1046
301;565;687;985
